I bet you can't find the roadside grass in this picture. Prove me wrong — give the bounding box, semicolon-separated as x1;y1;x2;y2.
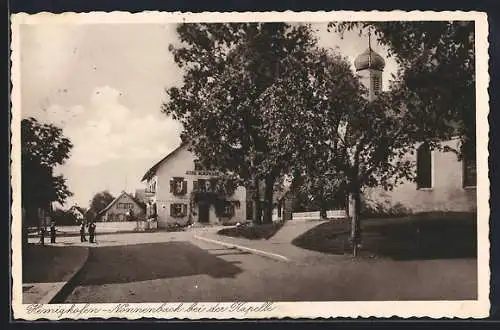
292;212;477;260
217;222;284;240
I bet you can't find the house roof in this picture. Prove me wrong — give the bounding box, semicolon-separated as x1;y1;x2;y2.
72;206;86;214
141;142;188;182
96;191;146;217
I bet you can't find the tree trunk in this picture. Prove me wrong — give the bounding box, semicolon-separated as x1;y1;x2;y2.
252;178;261;225
349;189;362;257
319;198;328;219
262;175;275;224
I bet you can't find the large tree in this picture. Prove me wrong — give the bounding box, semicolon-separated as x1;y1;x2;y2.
262;45;421;255
293;168;347;218
51;208;79;226
329;21;475;151
21;117;73;245
321;21;476;254
163;23;319;224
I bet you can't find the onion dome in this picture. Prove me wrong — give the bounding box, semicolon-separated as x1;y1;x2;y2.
354;48;386;71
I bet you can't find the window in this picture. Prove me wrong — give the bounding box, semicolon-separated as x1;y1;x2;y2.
170;203;187;217
198;179;206;192
170;177;187;195
463;142;477;188
222;202;235;218
371;75;381;95
118;202;133;209
146;180;156;193
197;179;213;192
194;160;203;171
416;142;432;189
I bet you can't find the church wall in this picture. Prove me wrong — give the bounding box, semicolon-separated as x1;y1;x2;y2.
363;139;477;214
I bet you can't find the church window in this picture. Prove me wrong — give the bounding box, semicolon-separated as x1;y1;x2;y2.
463;142;477;188
416;142;432;189
371;75;382;94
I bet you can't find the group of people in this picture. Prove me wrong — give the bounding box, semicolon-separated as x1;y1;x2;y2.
40;221;98;245
39;221;58;245
80;222;97;243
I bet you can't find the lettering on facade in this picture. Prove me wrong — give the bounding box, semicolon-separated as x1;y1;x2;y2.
186;170;220;176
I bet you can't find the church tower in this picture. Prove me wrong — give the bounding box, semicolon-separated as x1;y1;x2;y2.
354;31;385;101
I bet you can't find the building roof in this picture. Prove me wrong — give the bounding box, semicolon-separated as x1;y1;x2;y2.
141;142;188;182
96;191;146;217
70;205;86;215
354;48;386;71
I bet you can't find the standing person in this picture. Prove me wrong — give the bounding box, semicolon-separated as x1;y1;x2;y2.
89;222;96;243
80;222;87;242
91;222;97;243
50;221;56;244
88;222;94;243
40;227;45;246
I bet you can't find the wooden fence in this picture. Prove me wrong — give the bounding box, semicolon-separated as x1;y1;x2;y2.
291;210;347;221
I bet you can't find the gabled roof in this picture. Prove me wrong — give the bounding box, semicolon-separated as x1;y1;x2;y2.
96;191;146;217
141;142;189;182
70;206;86;215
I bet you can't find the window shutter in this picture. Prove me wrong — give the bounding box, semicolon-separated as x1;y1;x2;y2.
210;178;217;192
182;180;187;194
193;180;198;191
170;179;174;193
170;204;174;217
227;179;234;195
182;204;187;217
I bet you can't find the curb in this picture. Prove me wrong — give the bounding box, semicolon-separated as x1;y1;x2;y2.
38;246;91;304
193;234;290;262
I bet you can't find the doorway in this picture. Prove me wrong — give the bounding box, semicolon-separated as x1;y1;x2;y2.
198;202;210;223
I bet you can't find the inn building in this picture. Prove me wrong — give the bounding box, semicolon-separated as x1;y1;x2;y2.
141;143;247;228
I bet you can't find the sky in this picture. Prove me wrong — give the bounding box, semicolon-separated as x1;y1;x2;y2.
20;22;397;209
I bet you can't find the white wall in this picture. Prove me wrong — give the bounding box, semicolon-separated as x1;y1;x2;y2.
364;139;477;213
147;145;246;228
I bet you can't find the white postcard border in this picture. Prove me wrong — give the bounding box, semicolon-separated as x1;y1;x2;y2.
10;10;490;320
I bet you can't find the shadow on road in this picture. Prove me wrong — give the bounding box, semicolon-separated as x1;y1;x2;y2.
77;241;243;286
23;245;89;283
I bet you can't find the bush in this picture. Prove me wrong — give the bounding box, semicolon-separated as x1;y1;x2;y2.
362;200;412;218
217;222;284;240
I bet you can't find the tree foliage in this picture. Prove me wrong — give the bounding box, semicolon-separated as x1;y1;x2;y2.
164;23;320;223
329;21;476;151
51;208;79;226
21;117;73;217
88;190;115;219
163;22;474;255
